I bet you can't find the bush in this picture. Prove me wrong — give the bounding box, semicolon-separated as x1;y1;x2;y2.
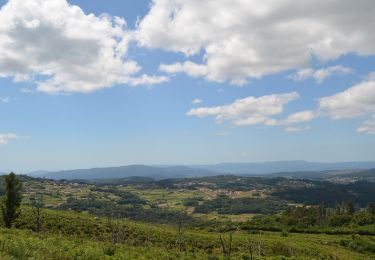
342;235;375;253
352;212;375;226
327;215;351;227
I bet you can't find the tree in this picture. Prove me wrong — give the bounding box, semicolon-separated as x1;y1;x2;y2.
1;172;22;228
30;194;44;233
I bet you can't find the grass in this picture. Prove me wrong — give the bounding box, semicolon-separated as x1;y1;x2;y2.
3;207;373;259
1;226;372;259
0;228;209;260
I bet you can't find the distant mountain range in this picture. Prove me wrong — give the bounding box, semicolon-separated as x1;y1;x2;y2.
28;165;216;180
191;161;375;174
26;160;375;180
264;168;375;183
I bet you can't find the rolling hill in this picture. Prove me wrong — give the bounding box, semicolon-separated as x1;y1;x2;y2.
26;161;375;181
29;165;216;180
191;161;375;174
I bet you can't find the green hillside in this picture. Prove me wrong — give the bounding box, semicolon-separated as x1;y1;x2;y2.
0;207;373;259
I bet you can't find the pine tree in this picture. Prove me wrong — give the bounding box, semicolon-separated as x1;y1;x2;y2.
1;172;22;228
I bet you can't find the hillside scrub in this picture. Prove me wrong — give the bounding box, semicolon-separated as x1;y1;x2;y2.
3;207;373;259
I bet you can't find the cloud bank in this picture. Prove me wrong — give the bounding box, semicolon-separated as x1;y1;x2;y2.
136;0;375;84
0;0;167;94
188;72;375;134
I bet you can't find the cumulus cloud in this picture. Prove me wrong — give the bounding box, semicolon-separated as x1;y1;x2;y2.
233;109;316;127
290;65;353;83
159;61;208;78
187;92;299;126
284;126;311;133
192;98;203;104
126;74;169;86
186;75;375;134
357;116;375;134
278;73;375;134
315;76;375;134
136;0;375;84
241;109;316;128
0;133;17;144
0;0;167;94
319;79;375;119
285;110;316;124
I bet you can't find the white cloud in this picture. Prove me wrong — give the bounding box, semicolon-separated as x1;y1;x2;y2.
247;109;315;128
192;98;202;104
136;0;375;84
285;110;316;124
126;74;169;86
357;116;375;134
190;72;375;134
278;73;375;134
319;79;375;119
159;61;208;78
284;126;311;133
0;0;167;94
187;92;299;126
0;133;17;144
316;76;375;134
290;65;353;83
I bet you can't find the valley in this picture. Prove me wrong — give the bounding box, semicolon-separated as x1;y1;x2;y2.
0;170;373;259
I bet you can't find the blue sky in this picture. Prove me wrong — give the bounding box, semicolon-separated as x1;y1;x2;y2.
0;0;375;172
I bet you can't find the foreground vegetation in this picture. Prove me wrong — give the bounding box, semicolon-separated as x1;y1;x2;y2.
0;207;373;259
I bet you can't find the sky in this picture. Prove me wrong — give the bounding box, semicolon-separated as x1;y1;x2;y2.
0;0;375;172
